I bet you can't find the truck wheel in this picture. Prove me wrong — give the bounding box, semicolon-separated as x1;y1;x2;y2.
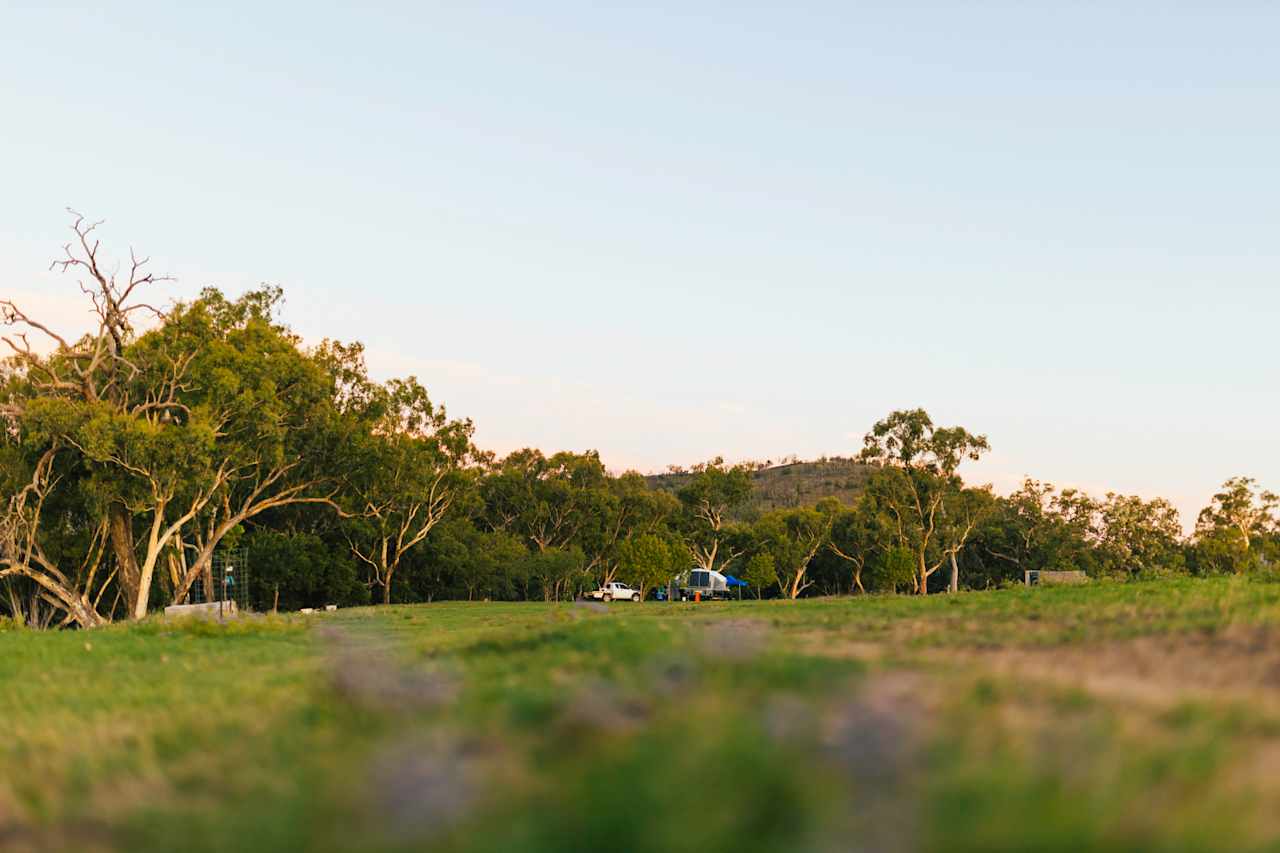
602;593;612;602
632;593;641;602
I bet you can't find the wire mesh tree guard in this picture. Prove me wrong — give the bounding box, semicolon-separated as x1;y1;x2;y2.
189;546;251;615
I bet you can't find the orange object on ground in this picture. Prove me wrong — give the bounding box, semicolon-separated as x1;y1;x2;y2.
694;591;701;602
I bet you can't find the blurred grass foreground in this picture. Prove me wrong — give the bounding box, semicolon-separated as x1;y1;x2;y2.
5;575;1280;852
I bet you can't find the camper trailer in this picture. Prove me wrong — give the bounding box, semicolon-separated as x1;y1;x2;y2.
677;569;732;601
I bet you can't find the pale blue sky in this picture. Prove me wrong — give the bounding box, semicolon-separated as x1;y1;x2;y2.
3;2;1277;526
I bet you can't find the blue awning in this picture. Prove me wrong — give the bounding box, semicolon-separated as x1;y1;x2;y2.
723;575;748;587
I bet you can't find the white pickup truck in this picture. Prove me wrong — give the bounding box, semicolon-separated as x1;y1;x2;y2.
585;582;642;602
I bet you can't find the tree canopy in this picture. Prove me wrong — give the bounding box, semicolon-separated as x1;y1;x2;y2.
3;214;1273;626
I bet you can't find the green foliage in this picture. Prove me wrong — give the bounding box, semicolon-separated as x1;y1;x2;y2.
480;449;611;556
674;457;754;521
869;545;917;592
820;493;889;593
1095;492;1185;578
857;409;991;594
425;520;527;600
5;216;1276;626
3;259;377;624
1191;527;1253;576
244;528;367;611
741;552;778;598
343;374;477;604
517;546;586;602
616;533;683;599
1193;477;1279;576
858;407;990;476
751;507;828;598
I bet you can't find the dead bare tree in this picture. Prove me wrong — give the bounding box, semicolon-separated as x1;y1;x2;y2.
1;212;182;620
0;449;109;627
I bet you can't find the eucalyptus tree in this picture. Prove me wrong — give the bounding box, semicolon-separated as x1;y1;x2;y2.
519;546;584;602
424;519;526;601
977;479;1057;576
2;212;192;620
676;457;753;575
2;214;390;621
0;443;108;627
616;533;683;600
752;507;829;599
823;495;888;594
741;552;778;599
1096;493;1184;577
0;215;247;620
940;486;999;592
245;527;366;612
858;409;989;595
481;449;607;552
346;376;476;605
150;288;362;606
588;473;679;589
973;481;1101;583
1193;477;1277;573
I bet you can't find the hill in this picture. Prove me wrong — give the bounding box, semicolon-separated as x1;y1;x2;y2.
647;456;874;519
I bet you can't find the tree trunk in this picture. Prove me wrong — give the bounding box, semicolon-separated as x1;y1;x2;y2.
202;561;215;604
917;552;928;595
949;550;959;594
787;567;808;600
382;568;393;605
133;550;160;621
108;503;142;614
16;571;105;629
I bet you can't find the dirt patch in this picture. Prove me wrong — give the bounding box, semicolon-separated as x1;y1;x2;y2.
702;619;773;660
791;623;1280;712
939;624;1280;710
364;732;497;843
319;625;461;712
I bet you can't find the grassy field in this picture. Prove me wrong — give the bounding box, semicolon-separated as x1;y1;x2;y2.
5;577;1280;852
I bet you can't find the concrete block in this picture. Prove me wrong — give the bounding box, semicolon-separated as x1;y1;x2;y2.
1024;570;1089;587
164;601;238;620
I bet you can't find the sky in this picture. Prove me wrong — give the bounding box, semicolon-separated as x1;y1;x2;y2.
2;2;1277;528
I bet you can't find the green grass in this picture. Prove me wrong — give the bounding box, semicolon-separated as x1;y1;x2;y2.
4;577;1280;851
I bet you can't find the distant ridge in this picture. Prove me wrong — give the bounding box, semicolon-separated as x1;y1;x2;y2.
646;456;873;521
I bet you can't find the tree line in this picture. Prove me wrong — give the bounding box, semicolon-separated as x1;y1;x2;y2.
2;215;1277;626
